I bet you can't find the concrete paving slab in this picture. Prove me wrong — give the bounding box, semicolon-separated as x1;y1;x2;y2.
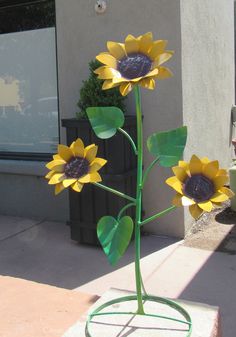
145;245;236;337
0;215;43;241
63;288;221;337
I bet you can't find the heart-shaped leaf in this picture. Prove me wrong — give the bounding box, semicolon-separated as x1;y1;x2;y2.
147;126;187;167
97;215;134;266
86;106;125;139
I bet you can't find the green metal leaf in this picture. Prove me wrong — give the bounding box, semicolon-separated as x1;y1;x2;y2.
147;126;187;167
97;215;134;266
86;106;125;139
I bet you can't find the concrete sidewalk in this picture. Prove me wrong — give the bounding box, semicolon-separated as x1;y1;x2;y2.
0;215;235;336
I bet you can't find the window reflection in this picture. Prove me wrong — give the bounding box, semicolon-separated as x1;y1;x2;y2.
0;1;55;34
0;1;58;156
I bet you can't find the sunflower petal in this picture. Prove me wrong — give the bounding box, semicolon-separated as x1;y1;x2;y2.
139;32;153;54
53;154;62;160
179;160;189;170
119;82;133;96
46;159;66;170
148;40;168;60
155;66;173;80
144;68;159;79
78;174;90;183
213;175;229;190
219;186;235;198
62;178;77;188
58;144;73;162
78;172;102;183
210;192;229;203
55;183;66;195
153;51;174;66
89;172;102;183
45;171;55;179
203;160;219;179
172;166;188;182
96;53;117;68
125;34;139;54
189;155;202;175
96;66;121;80
48;173;65;185
217;169;228;176
84;144;98;163
71;181;84;192
189;204;203;219
172;194;182;206
94;66;105;75
89;158;107;173
112;76;130;84
72;138;85;157
102;80;120;90
140;78;155;90
166;176;183;194
198;201;213;212
107;41;126;59
46;162;65;173
201;157;210;164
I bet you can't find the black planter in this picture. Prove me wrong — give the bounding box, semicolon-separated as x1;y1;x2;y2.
62;116;137;245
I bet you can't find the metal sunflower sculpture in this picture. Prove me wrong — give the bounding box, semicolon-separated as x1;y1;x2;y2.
46;138;107;195
46;32;234;337
94;32;173;96
166;155;234;219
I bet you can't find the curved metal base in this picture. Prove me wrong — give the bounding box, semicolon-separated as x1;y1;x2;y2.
85;294;192;337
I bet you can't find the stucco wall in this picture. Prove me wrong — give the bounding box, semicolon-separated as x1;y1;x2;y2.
0;171;69;222
180;0;235;231
0;159;69;222
56;0;184;237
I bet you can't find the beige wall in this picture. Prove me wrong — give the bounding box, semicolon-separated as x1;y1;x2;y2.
55;0;235;237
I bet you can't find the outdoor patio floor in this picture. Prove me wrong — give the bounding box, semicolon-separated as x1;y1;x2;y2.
0;215;235;337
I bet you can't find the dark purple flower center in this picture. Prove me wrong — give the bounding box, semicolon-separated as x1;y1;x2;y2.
64;157;89;179
184;174;215;203
117;53;152;79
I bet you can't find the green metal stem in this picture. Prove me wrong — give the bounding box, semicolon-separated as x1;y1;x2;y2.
117;202;136;221
93;183;136;203
134;86;145;314
140;205;176;226
118;128;138;155
142;157;160;188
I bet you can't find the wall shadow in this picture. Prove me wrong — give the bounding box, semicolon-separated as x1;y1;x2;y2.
0;218;178;290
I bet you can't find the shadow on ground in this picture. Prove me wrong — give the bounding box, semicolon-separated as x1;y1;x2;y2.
0;215;177;290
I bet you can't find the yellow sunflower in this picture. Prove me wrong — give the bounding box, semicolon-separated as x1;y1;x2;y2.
45;138;107;195
94;32;174;96
166;155;234;219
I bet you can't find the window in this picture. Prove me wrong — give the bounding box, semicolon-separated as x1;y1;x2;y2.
0;0;59;160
